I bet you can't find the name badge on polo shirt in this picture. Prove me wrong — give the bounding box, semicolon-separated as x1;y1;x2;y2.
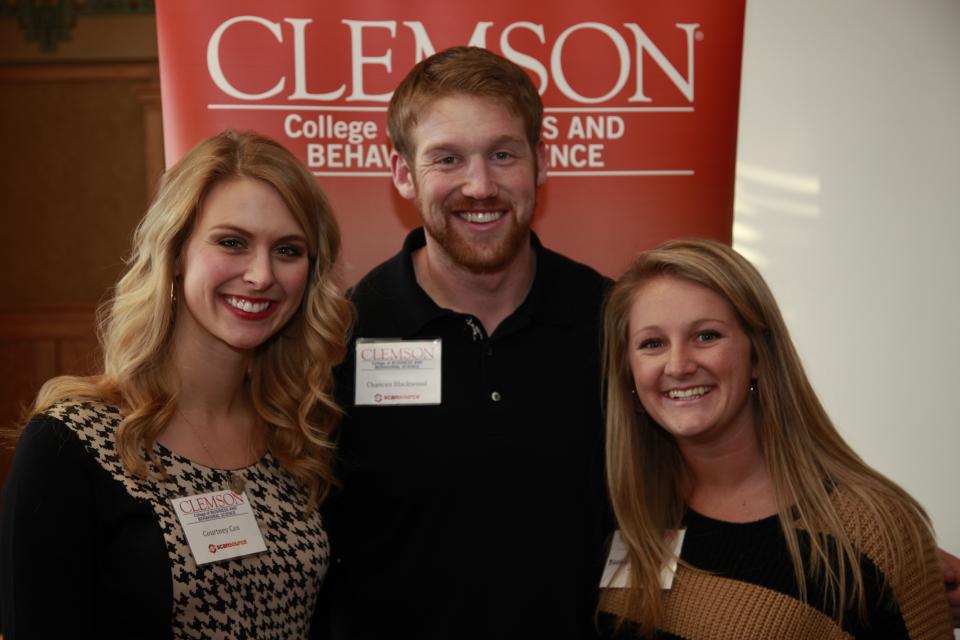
355;339;442;406
171;489;268;565
600;529;686;590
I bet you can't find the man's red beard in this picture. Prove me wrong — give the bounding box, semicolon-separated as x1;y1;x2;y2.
426;196;534;274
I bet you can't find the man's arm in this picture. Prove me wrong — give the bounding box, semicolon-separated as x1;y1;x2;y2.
938;547;960;627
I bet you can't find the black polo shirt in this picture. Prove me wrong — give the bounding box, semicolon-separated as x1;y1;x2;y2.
324;228;611;639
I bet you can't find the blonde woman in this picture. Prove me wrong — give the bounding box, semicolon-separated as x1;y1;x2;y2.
600;239;953;638
0;130;351;639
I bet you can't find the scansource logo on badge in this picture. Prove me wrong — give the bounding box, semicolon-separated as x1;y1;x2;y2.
381;394;420;402
208;539;248;555
374;393;383;403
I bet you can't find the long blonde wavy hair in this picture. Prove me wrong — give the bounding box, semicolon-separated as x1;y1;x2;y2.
32;130;352;508
603;238;934;633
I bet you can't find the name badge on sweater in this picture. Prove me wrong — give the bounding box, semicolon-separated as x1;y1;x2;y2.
171;489;268;565
355;339;442;406
600;529;686;590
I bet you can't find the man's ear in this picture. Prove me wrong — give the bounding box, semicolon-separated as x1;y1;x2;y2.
391;150;417;201
535;140;548;188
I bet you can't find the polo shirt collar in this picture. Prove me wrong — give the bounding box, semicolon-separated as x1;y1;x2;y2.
389;227;589;337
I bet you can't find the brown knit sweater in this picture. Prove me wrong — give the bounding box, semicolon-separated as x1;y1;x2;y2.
599;490;953;639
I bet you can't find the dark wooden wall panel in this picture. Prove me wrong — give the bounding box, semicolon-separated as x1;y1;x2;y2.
0;305;98;486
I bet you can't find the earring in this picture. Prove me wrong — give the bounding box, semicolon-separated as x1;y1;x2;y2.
170;279;178;324
749;378;758;393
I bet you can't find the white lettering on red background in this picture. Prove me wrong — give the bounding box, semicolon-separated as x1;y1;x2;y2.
206;17;700;105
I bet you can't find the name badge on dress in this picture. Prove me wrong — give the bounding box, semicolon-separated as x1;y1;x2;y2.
354;339;442;406
600;529;686;590
171;489;268;565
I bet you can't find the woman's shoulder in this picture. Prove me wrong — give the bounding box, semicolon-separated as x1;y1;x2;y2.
40;399;122;429
5;401;119;495
18;400;123;466
827;483;932;563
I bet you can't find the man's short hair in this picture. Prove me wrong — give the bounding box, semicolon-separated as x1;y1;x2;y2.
387;46;544;160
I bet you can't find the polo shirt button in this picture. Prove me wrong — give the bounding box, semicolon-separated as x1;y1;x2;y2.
491;391;502;402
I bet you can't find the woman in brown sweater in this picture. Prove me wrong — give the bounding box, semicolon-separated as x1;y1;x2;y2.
600;238;953;638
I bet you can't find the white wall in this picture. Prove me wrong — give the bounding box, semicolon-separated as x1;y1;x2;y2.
735;0;959;570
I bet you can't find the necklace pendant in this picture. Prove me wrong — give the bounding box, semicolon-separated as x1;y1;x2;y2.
228;472;247;495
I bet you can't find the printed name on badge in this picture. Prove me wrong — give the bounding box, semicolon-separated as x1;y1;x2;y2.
600;529;686;590
355;339;442;406
600;530;630;588
171;488;268;565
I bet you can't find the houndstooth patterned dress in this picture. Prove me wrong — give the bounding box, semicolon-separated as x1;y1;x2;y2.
46;400;329;639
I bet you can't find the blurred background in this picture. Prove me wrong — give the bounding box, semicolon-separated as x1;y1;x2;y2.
0;0;160;486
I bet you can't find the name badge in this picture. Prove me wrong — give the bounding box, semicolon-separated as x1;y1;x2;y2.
600;529;686;590
170;489;268;565
355;339;442;406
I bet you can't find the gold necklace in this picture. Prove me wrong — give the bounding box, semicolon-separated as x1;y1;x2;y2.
176;407;248;494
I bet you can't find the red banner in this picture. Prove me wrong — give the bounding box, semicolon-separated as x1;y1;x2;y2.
157;1;745;283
